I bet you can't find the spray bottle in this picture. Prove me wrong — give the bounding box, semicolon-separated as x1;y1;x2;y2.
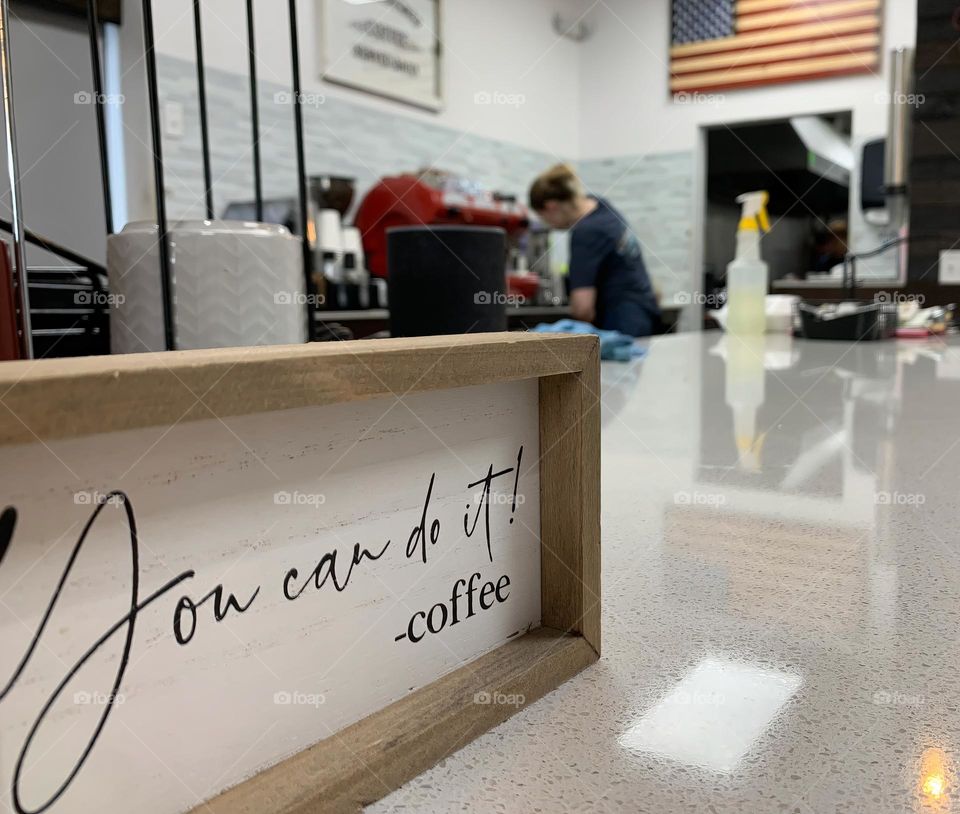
726;191;770;336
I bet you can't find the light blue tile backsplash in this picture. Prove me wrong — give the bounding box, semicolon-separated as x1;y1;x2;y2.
156;54;696;301
157;54;556;222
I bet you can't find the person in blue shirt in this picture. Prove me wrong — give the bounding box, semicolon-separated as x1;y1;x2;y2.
529;164;661;337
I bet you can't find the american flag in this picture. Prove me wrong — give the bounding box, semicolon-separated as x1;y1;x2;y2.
670;0;882;94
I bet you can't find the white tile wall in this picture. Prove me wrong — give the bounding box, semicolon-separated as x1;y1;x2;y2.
157;54;558;223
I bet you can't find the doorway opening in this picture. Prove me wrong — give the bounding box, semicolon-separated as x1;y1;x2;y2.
702;112;853;307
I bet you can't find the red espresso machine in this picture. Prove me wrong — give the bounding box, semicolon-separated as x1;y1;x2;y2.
354;169;530;279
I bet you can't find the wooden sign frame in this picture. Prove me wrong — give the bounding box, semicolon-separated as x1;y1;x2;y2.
0;331;600;813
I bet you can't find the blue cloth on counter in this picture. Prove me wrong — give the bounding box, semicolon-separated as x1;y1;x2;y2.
530;319;648;362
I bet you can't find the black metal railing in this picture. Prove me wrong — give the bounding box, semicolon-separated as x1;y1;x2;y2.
0;217;106;275
193;0;214;221
246;0;263;223
0;0;316;354
86;0;112;234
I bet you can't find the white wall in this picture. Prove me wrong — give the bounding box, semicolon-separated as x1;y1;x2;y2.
145;0;583;158
1;5;108;264
577;0;917;160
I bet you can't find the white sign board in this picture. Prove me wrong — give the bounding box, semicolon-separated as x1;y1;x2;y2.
0;379;539;813
319;0;442;110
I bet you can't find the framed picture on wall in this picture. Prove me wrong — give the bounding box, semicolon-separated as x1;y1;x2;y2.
319;0;442;111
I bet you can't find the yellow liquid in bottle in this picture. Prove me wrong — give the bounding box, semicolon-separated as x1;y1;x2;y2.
726;256;767;335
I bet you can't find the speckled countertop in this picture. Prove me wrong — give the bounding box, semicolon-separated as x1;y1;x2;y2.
370;332;960;813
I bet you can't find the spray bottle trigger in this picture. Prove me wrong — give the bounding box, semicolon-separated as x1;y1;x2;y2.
757;206;770;233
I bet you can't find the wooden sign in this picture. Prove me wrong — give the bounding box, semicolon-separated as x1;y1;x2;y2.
0;333;599;813
319;0;443;111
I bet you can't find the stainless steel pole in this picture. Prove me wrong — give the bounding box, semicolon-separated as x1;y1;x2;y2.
0;0;31;358
885;46;914;284
885;47;913;198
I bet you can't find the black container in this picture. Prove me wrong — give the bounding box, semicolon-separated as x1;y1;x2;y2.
28;266;110;357
387;226;507;337
797;301;897;341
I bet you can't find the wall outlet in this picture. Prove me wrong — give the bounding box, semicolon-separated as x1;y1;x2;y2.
940;250;960;284
163;101;185;139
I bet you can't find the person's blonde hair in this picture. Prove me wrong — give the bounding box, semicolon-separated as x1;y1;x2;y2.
529;163;583;211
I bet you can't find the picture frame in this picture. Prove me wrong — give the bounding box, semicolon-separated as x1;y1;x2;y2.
319;0;443;112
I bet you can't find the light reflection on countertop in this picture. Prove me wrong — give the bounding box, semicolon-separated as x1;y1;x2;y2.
370;333;960;813
619;656;802;774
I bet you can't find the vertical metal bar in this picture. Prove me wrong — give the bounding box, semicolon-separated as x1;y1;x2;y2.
193;0;214;220
288;0;314;341
86;0;113;234
246;0;263;222
141;0;175;350
0;0;31;358
885;47;913;197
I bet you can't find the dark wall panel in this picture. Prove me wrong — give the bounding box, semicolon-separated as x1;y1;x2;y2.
909;0;960;281
13;0;120;24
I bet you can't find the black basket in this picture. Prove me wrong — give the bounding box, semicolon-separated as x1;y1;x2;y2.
797;301;897;341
